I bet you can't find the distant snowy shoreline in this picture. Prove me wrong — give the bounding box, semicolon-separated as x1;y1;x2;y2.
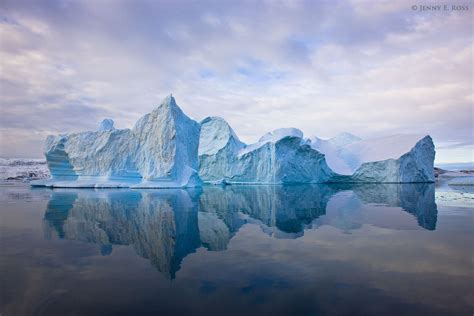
434;162;474;171
0;158;50;180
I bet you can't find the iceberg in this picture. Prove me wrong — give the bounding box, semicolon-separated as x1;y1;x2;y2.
198;117;335;184
310;134;435;183
32;95;201;188
30;93;435;187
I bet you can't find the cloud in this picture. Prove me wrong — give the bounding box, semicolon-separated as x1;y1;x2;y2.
0;0;472;162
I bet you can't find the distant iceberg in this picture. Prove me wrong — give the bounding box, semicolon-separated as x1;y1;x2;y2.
32;95;435;188
310;133;435;183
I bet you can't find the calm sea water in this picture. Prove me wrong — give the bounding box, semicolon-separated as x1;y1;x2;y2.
0;182;472;316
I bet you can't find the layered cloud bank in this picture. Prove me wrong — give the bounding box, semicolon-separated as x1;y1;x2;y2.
0;1;472;163
32;96;434;188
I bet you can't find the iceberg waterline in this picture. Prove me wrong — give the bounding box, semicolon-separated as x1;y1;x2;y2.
32;95;435;188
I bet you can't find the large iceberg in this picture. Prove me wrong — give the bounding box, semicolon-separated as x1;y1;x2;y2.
31;94;435;187
198;117;335;184
32;95;201;188
310;134;435;183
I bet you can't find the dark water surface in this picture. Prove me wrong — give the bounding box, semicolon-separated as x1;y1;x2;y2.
0;182;472;316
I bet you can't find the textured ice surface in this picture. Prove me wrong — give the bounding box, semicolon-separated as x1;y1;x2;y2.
32;95;201;188
199;118;335;184
198;117;245;183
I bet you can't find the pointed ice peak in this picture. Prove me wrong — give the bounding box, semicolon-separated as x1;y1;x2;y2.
201;116;228;125
98;119;115;132
163;93;176;105
258;128;303;143
153;94;178;112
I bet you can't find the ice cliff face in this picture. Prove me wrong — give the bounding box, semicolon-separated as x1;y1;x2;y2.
32;95;201;188
131;95;201;187
199;119;335;184
198;117;245;183
232;133;334;183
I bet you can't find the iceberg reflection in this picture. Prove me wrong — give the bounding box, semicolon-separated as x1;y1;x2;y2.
43;184;437;277
43;189;201;278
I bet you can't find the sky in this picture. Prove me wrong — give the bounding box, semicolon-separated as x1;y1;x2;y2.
0;0;472;163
